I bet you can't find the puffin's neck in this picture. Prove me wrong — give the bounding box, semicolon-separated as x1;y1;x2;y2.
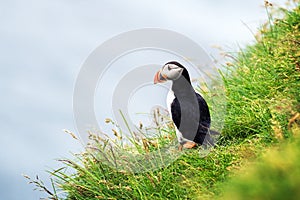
171;76;195;97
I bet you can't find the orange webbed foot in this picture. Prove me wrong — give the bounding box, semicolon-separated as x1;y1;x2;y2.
183;141;197;149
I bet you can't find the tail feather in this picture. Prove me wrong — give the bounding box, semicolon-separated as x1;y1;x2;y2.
202;129;220;148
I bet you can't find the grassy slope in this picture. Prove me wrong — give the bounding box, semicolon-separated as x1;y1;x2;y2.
220;132;300;200
222;4;300;141
27;3;300;200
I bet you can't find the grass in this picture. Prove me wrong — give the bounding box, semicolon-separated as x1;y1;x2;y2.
25;2;300;199
220;127;300;200
221;3;300;141
27;133;268;200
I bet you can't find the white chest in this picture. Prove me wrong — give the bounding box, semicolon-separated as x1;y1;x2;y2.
166;89;193;144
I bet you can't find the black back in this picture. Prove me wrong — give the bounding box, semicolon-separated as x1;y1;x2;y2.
171;92;211;144
167;61;211;145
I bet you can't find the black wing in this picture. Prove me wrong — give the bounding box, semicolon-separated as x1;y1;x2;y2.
171;92;211;144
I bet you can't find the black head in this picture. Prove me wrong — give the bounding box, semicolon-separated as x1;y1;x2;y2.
154;61;191;84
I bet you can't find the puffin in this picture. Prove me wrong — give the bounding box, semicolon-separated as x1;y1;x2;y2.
154;61;216;150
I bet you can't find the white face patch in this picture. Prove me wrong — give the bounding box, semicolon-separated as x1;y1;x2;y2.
161;64;183;81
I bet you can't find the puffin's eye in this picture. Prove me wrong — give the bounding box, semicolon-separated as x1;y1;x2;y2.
167;65;171;71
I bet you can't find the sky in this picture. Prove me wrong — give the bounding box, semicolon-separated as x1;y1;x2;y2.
0;0;288;199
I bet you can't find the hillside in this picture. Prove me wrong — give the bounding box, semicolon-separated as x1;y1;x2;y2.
26;2;300;199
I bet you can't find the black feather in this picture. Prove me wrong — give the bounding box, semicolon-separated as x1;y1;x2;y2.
168;63;214;145
171;92;211;145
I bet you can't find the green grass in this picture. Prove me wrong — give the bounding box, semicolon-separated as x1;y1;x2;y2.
221;4;300;141
220;128;300;200
25;2;300;199
27;134;268;200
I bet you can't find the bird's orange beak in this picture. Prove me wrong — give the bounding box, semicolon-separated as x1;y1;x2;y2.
154;70;167;84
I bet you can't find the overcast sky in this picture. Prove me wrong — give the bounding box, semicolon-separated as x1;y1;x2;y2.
0;0;288;199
